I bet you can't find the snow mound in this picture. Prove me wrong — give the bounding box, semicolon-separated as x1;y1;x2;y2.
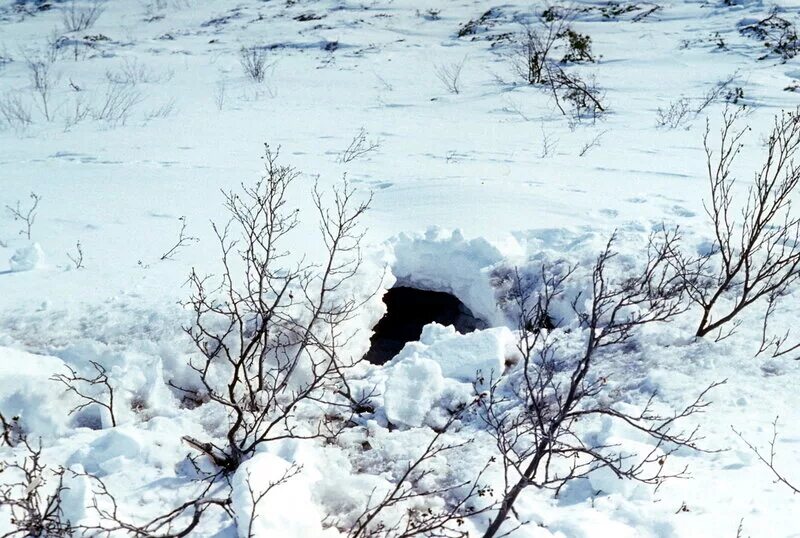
8;243;45;272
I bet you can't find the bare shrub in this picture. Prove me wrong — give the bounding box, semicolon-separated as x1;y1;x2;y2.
578;129;607;156
25;56;58;121
561;28;594;63
0;92;33;130
160;215;198;260
6;192;42;240
180;144;373;472
656;98;692;129
51;360;117;428
62;93;92;131
658;73;741;129
144;98;177;122
345;414;494;537
434;56;467;94
732;417;799;494
511;19;564;85
92;81;143;126
696;72;741;113
739;9;799;61
669;107;800;339
239;45;269;83
550;68;605;120
539;122;558;158
755;294;800;359
339;128;381;163
479;234;722;537
214;79;226;111
509;11;605;121
67;240;84;269
81;472;233;537
105;57;172;85
62;0;105;33
0;439;76;537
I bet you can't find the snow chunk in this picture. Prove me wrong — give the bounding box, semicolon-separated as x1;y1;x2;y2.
69;429;143;475
231;452;337;538
393;323;513;386
0;347;71;436
9;243;45;272
384;355;444;428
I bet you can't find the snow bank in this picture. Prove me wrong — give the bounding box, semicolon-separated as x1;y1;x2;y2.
389;228;506;326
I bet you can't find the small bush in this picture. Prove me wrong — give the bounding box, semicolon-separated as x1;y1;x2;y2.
62;0;105;33
239;45;269;83
561;28;594;63
507;10;605;121
739;9;799;61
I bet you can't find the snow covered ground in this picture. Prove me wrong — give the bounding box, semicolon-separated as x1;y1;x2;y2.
1;0;800;536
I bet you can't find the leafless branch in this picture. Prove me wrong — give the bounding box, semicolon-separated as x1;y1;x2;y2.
339;128;381;163
67;240;85;269
346;414;495;538
160;216;198;260
179;143;374;473
5;192;41;240
434;56;467;95
0;439;75;538
732;417;799;494
669;107;800;338
62;0;105;33
51;360;117;428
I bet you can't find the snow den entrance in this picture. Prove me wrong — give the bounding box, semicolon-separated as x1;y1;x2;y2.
364;286;487;365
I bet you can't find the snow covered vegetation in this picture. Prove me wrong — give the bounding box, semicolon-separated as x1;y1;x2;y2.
2;0;800;536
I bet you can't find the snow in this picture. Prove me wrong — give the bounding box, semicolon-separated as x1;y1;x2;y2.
383;354;445;428
1;0;800;536
8;242;45;272
391;323;515;387
231;451;335;538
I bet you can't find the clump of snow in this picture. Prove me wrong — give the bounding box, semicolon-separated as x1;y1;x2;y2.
8;243;45;272
231;451;337;538
68;429;143;475
0;347;71;437
383;355;445;428
391;323;515;387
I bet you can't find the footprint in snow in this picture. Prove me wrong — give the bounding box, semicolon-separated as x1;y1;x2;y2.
669;205;696;218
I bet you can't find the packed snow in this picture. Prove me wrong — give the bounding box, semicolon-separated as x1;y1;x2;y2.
2;0;800;537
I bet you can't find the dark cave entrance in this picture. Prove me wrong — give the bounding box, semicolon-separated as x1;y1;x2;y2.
364;286;486;365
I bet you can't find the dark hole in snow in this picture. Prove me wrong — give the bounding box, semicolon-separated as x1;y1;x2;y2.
364;286;486;365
